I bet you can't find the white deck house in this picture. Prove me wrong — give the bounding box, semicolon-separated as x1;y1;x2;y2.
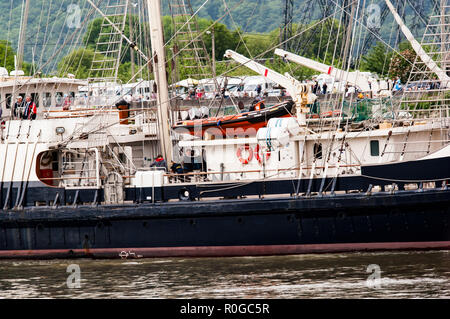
0;70;87;118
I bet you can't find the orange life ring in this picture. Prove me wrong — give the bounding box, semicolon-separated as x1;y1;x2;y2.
254;144;271;165
236;145;253;164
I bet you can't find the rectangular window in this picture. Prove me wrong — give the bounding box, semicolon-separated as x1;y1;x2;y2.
31;93;39;107
370;140;380;156
43;93;52;107
314;143;323;159
69;92;75;104
55;92;64;107
5;94;11;109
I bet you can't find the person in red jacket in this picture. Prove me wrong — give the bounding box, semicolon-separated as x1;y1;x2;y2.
23;95;37;120
150;155;167;171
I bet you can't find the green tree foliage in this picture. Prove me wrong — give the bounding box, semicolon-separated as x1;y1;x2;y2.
200;19;240;61
57;48;98;79
0;0;92;73
388;41;416;83
238;31;277;58
287;21;345;66
117;61;152;83
84;15;149;64
265;57;317;81
0;40;31;75
161;0;322;34
0;40;16;72
0;0;438;77
360;42;393;76
55;7;418;87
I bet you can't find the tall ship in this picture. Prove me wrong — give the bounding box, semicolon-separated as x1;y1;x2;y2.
0;0;448;259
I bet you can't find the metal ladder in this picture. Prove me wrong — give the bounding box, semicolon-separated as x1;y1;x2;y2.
88;0;129;85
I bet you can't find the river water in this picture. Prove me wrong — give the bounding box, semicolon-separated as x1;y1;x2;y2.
0;250;449;298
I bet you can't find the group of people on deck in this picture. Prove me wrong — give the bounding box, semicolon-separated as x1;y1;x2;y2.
150;153;203;181
12;95;37;120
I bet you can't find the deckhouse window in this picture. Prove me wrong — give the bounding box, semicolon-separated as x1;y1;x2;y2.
43;93;52;107
313;143;323;159
55;92;64;107
370;140;380;156
31;93;39;107
5;94;11;108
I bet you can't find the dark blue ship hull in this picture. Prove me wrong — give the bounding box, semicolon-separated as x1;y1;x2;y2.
0;156;449;259
0;187;448;259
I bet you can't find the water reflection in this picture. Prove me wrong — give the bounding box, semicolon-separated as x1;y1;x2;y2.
0;250;449;298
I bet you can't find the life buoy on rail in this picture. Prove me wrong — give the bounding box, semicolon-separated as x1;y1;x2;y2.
40;151;53;166
254;144;271;165
236;145;253;164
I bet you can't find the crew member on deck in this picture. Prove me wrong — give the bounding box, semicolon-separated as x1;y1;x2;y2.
150;155;167;171
23;95;37;120
170;161;184;182
170;161;184;174
322;83;328;94
63;94;71;110
13;96;24;119
256;84;262;96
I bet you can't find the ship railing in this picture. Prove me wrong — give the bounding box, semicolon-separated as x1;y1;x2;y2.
163;164;363;184
42;106;156;117
137;167;167;171
162;170;448;201
38;176;102;189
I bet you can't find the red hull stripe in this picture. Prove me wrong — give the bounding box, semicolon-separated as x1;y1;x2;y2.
0;242;449;259
328;66;333;75
264;69;268;77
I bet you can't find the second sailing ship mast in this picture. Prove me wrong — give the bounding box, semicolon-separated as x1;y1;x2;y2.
17;0;30;71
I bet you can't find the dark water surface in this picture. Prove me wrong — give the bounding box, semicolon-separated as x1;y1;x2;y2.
0;250;449;298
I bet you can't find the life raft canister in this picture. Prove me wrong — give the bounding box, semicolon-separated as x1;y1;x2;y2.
254;101;265;111
236;145;253;164
254;144;271;165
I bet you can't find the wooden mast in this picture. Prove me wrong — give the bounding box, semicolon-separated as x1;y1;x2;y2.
129;2;136;79
17;0;30;71
147;0;173;164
